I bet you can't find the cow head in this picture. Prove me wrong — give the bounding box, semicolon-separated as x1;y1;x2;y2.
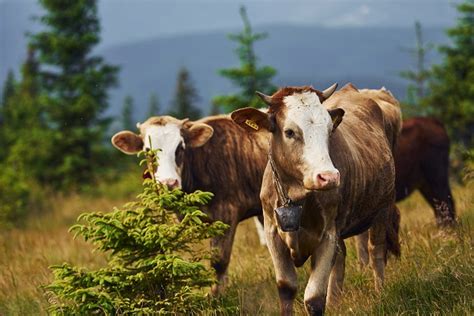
231;84;344;199
111;116;213;189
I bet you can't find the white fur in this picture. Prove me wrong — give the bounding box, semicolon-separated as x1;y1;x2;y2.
143;124;185;186
283;92;338;177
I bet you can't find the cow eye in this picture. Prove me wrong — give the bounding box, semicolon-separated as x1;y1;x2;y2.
284;129;295;139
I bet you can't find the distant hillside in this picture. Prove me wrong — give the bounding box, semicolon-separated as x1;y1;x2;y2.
101;24;447;121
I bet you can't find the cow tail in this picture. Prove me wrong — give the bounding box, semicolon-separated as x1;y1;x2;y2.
386;205;401;260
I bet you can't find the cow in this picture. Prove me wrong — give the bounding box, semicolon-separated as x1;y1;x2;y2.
111;115;268;294
394;117;456;225
231;83;401;315
354;114;456;267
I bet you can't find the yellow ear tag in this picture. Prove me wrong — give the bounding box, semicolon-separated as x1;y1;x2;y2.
245;119;259;131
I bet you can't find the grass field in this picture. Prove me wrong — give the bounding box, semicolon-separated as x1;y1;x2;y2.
0;179;472;315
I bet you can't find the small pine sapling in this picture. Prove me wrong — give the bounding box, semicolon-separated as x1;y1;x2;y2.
45;148;231;314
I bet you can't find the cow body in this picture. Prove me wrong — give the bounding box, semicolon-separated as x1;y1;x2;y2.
232;83;401;315
395;117;455;225
112;115;268;294
180;116;268;292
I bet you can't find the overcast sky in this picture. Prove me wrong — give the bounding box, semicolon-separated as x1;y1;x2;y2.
1;0;461;48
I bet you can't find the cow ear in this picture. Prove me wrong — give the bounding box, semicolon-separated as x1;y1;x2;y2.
329;108;345;131
185;122;214;147
231;107;271;133
111;131;143;154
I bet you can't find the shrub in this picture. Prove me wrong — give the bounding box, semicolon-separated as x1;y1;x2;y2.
45;149;231;314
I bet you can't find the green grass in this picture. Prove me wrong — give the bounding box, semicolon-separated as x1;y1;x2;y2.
0;181;472;315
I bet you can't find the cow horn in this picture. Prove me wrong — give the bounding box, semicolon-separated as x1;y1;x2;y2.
256;91;273;106
181;118;190;125
321;83;338;100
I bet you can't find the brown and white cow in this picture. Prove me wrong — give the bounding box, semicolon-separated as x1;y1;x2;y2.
231;83;401;315
111;115;268;294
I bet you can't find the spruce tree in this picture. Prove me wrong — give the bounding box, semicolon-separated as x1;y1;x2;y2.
1;70;16;109
0;47;49;226
422;0;474;149
46;150;231;314
147;93;160;118
169;67;201;120
0;70;16;160
400;21;433;116
213;5;276;112
30;0;119;188
121;95;135;130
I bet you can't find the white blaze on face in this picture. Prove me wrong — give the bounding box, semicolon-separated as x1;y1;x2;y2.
143;123;184;187
283;91;338;179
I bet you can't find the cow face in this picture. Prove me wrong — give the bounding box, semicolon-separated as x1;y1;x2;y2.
232;84;344;194
111;116;213;189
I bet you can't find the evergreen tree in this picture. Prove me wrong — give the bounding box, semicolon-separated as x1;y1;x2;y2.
213;6;277;112
121;95;135;130
1;70;16;109
147;93;160;117
30;0;119;188
422;0;474;149
169;67;201;120
0;70;17;160
46;150;231;314
400;21;433;116
0;47;49;226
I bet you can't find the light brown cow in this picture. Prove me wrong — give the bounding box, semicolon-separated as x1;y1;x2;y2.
111;115;268;294
231;83;401;315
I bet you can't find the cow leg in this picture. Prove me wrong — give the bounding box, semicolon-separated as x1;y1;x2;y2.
419;144;456;226
254;216;267;246
368;211;387;292
210;218;238;295
354;231;369;268
304;228;337;316
327;239;346;306
265;215;297;316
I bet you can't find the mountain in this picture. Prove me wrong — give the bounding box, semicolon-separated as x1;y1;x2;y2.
101;24;448;121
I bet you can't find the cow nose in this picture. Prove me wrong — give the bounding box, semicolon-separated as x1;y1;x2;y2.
161;178;179;189
315;171;340;190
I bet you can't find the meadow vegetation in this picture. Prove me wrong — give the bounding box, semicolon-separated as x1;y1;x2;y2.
0;178;472;315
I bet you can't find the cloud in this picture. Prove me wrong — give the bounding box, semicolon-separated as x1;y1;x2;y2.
323;4;373;27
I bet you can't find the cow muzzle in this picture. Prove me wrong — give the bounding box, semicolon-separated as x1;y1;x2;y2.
160;178;180;190
305;170;340;191
275;202;303;232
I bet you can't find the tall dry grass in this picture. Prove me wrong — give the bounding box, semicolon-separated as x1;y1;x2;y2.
0;180;472;315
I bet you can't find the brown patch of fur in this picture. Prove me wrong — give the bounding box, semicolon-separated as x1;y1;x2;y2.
268;86;325;112
181;115;269;222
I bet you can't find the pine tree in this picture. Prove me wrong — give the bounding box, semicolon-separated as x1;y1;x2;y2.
147;93;160;117
400;21;433;116
29;0;119;188
213;5;277;112
46;150;231;314
1;70;16;109
0;70;17;160
422;0;474;149
169;67;201;120
0;47;49;226
121;95;135;130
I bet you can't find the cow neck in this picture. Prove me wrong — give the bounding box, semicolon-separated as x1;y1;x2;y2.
268;148;293;207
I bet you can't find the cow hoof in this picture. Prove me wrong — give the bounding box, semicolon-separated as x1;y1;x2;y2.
305;297;326;316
